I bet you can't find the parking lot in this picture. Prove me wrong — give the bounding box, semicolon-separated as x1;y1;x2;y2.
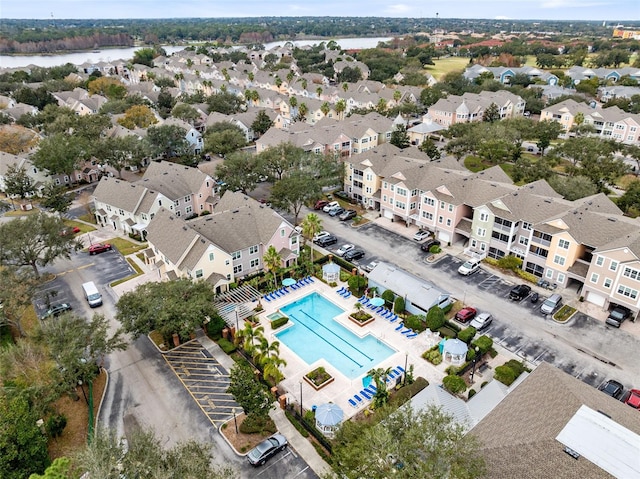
163;340;241;427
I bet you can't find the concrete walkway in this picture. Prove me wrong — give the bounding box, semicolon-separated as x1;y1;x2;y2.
269;407;332;477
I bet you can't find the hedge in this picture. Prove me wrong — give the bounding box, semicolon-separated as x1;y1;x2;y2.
457;326;477;344
472;335;493;354
443;375;467;394
239;413;277;434
390;377;429;407
426;306;445;331
405;314;427;332
270;317;289;330
494;365;516;386
438;326;457;338
218;338;237;354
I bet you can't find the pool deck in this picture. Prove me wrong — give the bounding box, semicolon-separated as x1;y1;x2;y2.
258;280;446;418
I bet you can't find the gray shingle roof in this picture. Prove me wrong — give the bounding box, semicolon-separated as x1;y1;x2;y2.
139;161;210;200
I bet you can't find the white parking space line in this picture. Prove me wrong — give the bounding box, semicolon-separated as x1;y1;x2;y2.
254;450;293;476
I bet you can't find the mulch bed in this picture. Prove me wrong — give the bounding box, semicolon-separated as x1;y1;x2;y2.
219;413;273;454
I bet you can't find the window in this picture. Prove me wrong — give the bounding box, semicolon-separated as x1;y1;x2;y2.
448;204;453;212
248;245;258;255
590;273;599;283
250;258;260;268
623;267;640;281
424;197;435;206
522;221;532;230
395;201;406;209
209;252;215;261
519;236;529;246
480;242;487;252
438;216;443;224
610;260;618;272
280;229;285;237
558;239;570;249
480;212;489;222
175;211;181;217
185;206;192;214
440;201;445;209
383;182;388;189
119;209;124;215
291;236;298;245
396;187;407;197
617;285;638;300
604;278;612;289
184;195;191;202
477;228;486;237
471;239;477;248
410;202;416;210
383;195;387;202
195;269;203;278
422;211;433;220
553;254;565;266
174;199;180;207
596;256;604;266
233;264;243;274
232;251;241;260
557;273;565;284
390;185;394;192
446;218;452;226
225;260;230;266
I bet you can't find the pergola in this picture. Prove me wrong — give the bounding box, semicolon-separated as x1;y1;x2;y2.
213;284;262;328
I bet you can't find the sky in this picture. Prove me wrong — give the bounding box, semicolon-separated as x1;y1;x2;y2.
2;0;638;21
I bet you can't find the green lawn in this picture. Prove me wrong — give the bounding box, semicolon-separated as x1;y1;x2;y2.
424;57;470;80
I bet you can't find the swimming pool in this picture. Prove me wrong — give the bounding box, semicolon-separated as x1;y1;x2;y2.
276;292;396;379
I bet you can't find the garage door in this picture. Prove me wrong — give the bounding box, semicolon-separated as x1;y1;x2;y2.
586;291;606;307
383;209;393;219
438;232;450;243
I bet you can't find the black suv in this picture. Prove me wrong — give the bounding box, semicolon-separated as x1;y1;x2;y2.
605;306;631;328
316;234;338;247
599;379;624;399
420;238;441;253
344;249;365;262
509;284;531;301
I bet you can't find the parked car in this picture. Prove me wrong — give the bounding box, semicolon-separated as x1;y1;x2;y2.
88;243;112;255
624;389;640;409
420;238;441;253
455;307;477;323
41;303;72;320
540;293;563;315
599;379;624;399
316;234;338;247
60;226;81;236
605;306;632;328
509;284;531;301
246;434;288;466
413;230;431;242
322;201;340;213
329;206;345;217
470;312;492;330
458;259;481;276
314;200;329;210
344;249;365;261
336;244;355;256
362;260;379;273
339;209;357;221
312;231;330;242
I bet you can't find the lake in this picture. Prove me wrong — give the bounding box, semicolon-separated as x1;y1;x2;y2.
0;37;393;69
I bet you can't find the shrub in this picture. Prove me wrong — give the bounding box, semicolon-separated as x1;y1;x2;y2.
445;365;460;375
348;275;367;295
46;413;67;438
504;359;527;377
472;334;493;354
393;296;405;314
457;326;477;344
422;349;442;365
438;326;457;338
404;314;426;332
466;348;476;362
468;389;477;399
429;245;442;254
494;365;517;386
285;410;310;437
443;375;467;394
441;302;453;314
218;337;237;354
481;381;489;389
426;306;445;331
381;289;395;306
444;320;461;332
205;313;226;337
497;254;522;271
390;377;429;406
305;366;332;387
271;316;289;329
240;413;277;434
515;269;538;283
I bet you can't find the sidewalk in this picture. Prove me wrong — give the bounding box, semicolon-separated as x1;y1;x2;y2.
269;407;332;477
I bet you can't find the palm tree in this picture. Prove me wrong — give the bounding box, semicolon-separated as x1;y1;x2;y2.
287;71;294;83
377;98;388;114
316;86;323;98
393;89;402;104
301;213;322;268
255;338;287;383
336;99;347;120
275;77;283;89
320;102;330;118
235;322;265;358
248;72;254;82
263;354;287;384
368;366;392;408
298;102;308;122
342;82;349;93
301;78;308;90
263;245;282;289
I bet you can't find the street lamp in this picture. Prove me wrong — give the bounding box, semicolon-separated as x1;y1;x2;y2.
77;379;89;404
232;407;238;434
235;307;240;333
299;381;303;417
470;346;480;384
403;352;408;386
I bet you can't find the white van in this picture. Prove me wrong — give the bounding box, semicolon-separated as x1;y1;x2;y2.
540;293;562;315
82;281;102;307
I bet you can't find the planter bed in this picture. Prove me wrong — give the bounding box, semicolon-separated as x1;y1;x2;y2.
304;367;334;391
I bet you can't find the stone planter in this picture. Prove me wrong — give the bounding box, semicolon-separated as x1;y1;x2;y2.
304;367;335;391
349;314;375;327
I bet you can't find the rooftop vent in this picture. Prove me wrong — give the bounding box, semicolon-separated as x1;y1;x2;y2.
544;199;551;203
563;447;580;460
182;226;187;231
608;218;616;222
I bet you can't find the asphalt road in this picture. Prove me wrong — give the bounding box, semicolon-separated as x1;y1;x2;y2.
311;210;640;394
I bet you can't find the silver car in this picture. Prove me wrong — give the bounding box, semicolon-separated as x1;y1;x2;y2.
247;433;288;466
470;312;492;330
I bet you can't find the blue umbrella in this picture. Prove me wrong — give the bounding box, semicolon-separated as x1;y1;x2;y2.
362;375;372;388
282;278;296;286
369;297;385;307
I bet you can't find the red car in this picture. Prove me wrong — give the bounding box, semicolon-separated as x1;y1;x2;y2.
89;243;112;255
314;200;329;210
455;307;477;323
625;389;640;410
60;226;81;236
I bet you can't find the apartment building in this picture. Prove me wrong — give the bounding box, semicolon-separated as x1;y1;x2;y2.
428;90;526;127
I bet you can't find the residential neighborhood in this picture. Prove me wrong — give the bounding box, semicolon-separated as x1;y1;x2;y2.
1;13;640;479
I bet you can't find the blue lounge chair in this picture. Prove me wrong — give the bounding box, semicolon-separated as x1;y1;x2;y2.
305;277;312;285
366;385;377;394
384;310;393;319
401;328;412;335
406;333;418;339
308;276;315;283
343;291;351;299
273;290;281;298
395;323;404;331
263;295;271;303
348;398;358;408
375;306;385;313
397;366;406;373
388;370;398;379
361;298;370;305
357;295;366;302
337;286;345;294
353;394;364;405
360;390;372;400
389;314;398;322
290;283;298;290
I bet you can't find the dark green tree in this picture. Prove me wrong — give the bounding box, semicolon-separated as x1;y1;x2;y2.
3;164;34;209
257;142;305;180
132;48;156;67
390;124;411;149
270;170;321;225
418;138;441;160
534;120;563;156
171;103;200;124
204;122;247;157
95;136;147;178
116;279;219;343
251;110;274;137
482;102;501;123
547;175;597;201
31;133;88;177
39;183;73;216
145;124;189;159
206;91;245;115
617;180;640;217
215;151;262;194
227;362;273;419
